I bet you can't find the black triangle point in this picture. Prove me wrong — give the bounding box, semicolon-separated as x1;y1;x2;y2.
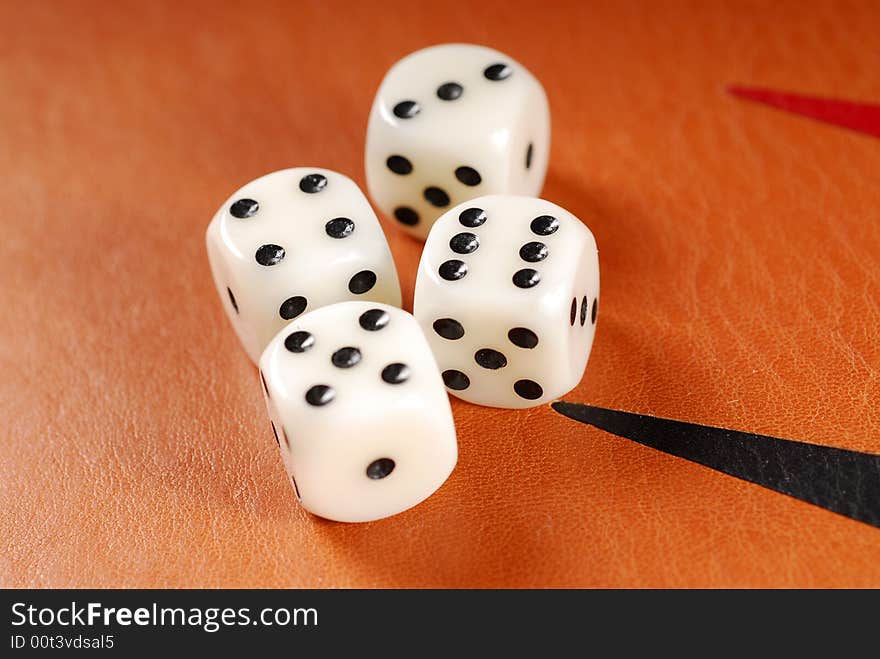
552;401;880;529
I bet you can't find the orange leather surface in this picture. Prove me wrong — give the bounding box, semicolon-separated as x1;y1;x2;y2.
2;0;879;588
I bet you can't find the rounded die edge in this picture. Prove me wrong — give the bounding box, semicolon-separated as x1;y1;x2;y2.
374;43;543;97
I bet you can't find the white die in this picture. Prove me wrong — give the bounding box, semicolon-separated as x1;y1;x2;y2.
206;168;402;363
414;195;599;409
259;302;457;523
365;43;550;241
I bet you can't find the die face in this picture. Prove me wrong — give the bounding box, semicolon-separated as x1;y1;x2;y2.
366;44;550;240
414;195;599;408
259;302;457;523
566;247;600;389
206;168;402;363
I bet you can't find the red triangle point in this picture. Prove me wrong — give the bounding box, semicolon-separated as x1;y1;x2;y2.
728;85;880;139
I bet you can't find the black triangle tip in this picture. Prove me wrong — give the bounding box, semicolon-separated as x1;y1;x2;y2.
552;401;880;528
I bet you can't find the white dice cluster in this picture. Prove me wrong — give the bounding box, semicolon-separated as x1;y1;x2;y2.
205;44;599;523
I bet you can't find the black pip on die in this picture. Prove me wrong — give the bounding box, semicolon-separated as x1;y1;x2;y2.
206;168;402;362
414;195;599;408
259;302;457;522
366;44;550;240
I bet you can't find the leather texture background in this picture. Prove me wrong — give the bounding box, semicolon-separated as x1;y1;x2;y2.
2;0;878;588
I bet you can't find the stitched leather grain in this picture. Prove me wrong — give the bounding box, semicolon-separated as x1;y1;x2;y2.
1;0;879;588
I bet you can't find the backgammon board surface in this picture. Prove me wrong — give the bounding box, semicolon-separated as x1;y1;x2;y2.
1;0;878;587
